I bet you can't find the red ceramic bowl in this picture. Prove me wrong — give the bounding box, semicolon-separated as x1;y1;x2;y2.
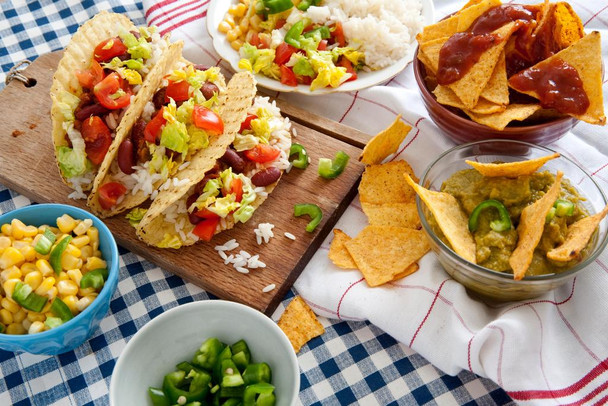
413;47;579;145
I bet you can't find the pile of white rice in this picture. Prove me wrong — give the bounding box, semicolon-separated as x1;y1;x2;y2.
294;0;424;69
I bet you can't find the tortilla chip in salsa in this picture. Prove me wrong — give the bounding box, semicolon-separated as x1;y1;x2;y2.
465;152;559;177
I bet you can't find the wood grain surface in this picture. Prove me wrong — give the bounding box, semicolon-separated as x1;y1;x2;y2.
0;51;367;315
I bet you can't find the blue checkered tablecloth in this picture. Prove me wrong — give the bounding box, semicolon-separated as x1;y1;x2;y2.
0;1;514;405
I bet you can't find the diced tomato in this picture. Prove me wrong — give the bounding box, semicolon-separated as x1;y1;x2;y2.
303;24;315;33
337;57;357;82
93;38;128;62
274;42;296;65
192;217;221;241
244;144;281;163
275;19;287;29
249;32;261;48
165;80;190;103
93;72;132;110
194;207;221;219
98;182;127;210
144;107;166;143
295;74;312;86
192;106;224;135
75;60;104;89
279;65;298;87
258;34;270;49
317;39;328;51
81;116;112;165
331;22;346;47
231;178;243;203
239;114;258;133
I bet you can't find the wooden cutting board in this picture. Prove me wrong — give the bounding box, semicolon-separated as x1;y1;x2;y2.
0;51;368;315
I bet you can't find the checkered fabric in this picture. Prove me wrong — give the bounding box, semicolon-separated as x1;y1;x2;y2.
0;1;513;405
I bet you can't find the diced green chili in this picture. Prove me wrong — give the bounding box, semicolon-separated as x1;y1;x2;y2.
554;199;575;217
162;369;211;404
231;340;251;371
303;26;330;40
148;387;170;406
12;282;48;312
284;20;306;48
80;268;109;290
214;346;233;382
243;363;272;385
184;402;202;406
220;385;245;398
34;228;57;255
221;359;245;388
49;235;72;274
468;199;512;232
294;203;323;232
51;297;73;322
44;316;63;330
262;0;293;14
243;383;275;406
193;337;225;371
288;143;309;169
221;399;242;406
318;151;349;179
546;207;556;223
297;0;321;11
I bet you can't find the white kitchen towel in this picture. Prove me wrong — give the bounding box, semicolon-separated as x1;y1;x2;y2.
143;0;608;403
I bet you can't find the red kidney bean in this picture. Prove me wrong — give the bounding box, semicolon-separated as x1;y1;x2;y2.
130;30;141;39
131;119;148;163
153;88;167;110
74;103;110;121
193;64;210;71
220;149;245;173
251;167;281;187
201;81;219;100
118;139;135;174
186;193;203;225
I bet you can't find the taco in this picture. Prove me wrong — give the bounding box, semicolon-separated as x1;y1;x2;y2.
87;61;227;217
50;11;178;198
133;94;292;248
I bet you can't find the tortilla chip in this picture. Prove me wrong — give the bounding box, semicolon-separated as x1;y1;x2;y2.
418;36;449;74
434;85;506;114
508;32;605;125
547;205;608;262
480;50;509;105
464;103;542;130
405;174;477;263
278;296;325;353
465;152;560;178
509;171;563;280
456;0;502;32
417;16;459;44
329;229;357;269
344;226;430;287
361;202;421;229
359;161;418;205
417;48;437;75
391;263;420;281
553;2;584;49
359;116;411;165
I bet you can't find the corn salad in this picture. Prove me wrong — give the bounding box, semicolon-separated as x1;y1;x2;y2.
0;214;107;335
220;0;275;51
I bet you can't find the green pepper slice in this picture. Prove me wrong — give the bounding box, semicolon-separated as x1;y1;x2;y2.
44;316;63;330
80;268;109;290
221;359;245;388
284;20;306;48
243;383;275;406
162;369;211;404
34;228;57;255
303;26;330;40
12;282;48;312
214;346;233;382
220;385;245;398
294;203;323;232
49;235;72;274
148;387;171;406
242;363;272;385
297;0;321;11
262;0;293;14
193;337;225;371
288;143;310;169
468;199;512;232
51;297;73;322
318;151;349;179
554;199;575;217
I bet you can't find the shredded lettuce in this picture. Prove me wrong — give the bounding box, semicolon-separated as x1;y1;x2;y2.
160;121;189;155
239;44;280;79
126;208;147;227
168;65;221;91
57;92;81;122
158;234;182;249
292;57;314;77
232;178;257;223
233;134;259;152
57;146;88;178
307;50;351;91
187;125;209;154
119;31;152;60
331;47;365;67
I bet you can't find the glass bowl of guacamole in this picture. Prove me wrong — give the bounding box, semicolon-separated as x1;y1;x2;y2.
417;140;608;301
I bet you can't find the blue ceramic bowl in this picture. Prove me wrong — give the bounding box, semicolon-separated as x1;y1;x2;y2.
0;204;119;355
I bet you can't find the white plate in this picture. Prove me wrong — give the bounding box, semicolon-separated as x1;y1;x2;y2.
207;0;435;95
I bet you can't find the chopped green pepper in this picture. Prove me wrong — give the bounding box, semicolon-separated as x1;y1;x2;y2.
297;0;321;11
221;359;245;388
546;207;556;223
554;199;575;217
284;20;306;48
303;26;330;40
51;297;73;322
230;340;251;371
221;399;242;406
288;143;309;169
162;369;211;404
243;383;275;406
44;316;63;330
80;268;109;290
243;363;272;385
50;235;72;274
294;203;323;232
214;346;233;382
220;385;245;398
34;228;57;255
148;386;171;406
193;337;225;371
318;151;349;179
468;199;512;232
261;0;293;14
12;282;48;312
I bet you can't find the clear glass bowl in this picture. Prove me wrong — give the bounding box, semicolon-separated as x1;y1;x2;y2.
417;140;608;301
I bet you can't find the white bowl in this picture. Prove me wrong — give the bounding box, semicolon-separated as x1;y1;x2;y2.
206;0;435;95
110;300;299;406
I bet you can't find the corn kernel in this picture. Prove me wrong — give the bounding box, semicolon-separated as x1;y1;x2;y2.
0;236;10;250
23;225;38;238
73;219;92;236
0;247;25;269
239;18;250;31
57;271;69;281
225;14;235;26
37;225;50;233
6;322;26;335
86;257;106;271
21;319;32;331
19;245;36;262
1;266;22;282
1;297;20;314
93;250;102;258
218;21;232;33
88;228;99;251
36;259;54;277
80;246;93;260
11;240;29;250
65;244;81;258
24;271;43;291
61;253;81;271
47;287;57;301
71;235;90;249
27;312;45;323
57;214;76;234
40;302;52;314
76;296;95;312
62;295;79;314
13;308;26;323
235;3;247;16
28;321;45;334
35;277;55;296
0;309;14;325
79;287;96;297
20;262;37;275
57;280;79;297
250;14;262;30
10;219;27;239
35;252;50;261
67;269;83;286
3;278;21;298
1;224;11;236
227;27;241;42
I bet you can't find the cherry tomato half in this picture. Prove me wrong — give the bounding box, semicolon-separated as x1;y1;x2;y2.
244;144;281;163
81;116;112;165
337;57;357;82
98;182;127;210
165;80;190;103
239;114;258;133
331;22;346;47
279;65;297;87
75;60;105;89
317;39;328;51
192;106;224;135
194;207;221;219
144;107;166;143
94;37;128;62
274;42;296;65
192;217;221;241
231;178;243;203
94;72;132;110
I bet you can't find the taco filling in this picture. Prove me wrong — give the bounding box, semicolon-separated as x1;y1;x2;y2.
56;26;168;198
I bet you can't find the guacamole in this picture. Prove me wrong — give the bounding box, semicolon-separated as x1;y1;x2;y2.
429;169;589;276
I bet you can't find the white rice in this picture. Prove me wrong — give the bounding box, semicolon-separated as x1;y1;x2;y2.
141;101;156;122
262;284;276;293
105;111;119;130
235;267;250;274
67;173;93;200
254;223;275;244
284;232;296;241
